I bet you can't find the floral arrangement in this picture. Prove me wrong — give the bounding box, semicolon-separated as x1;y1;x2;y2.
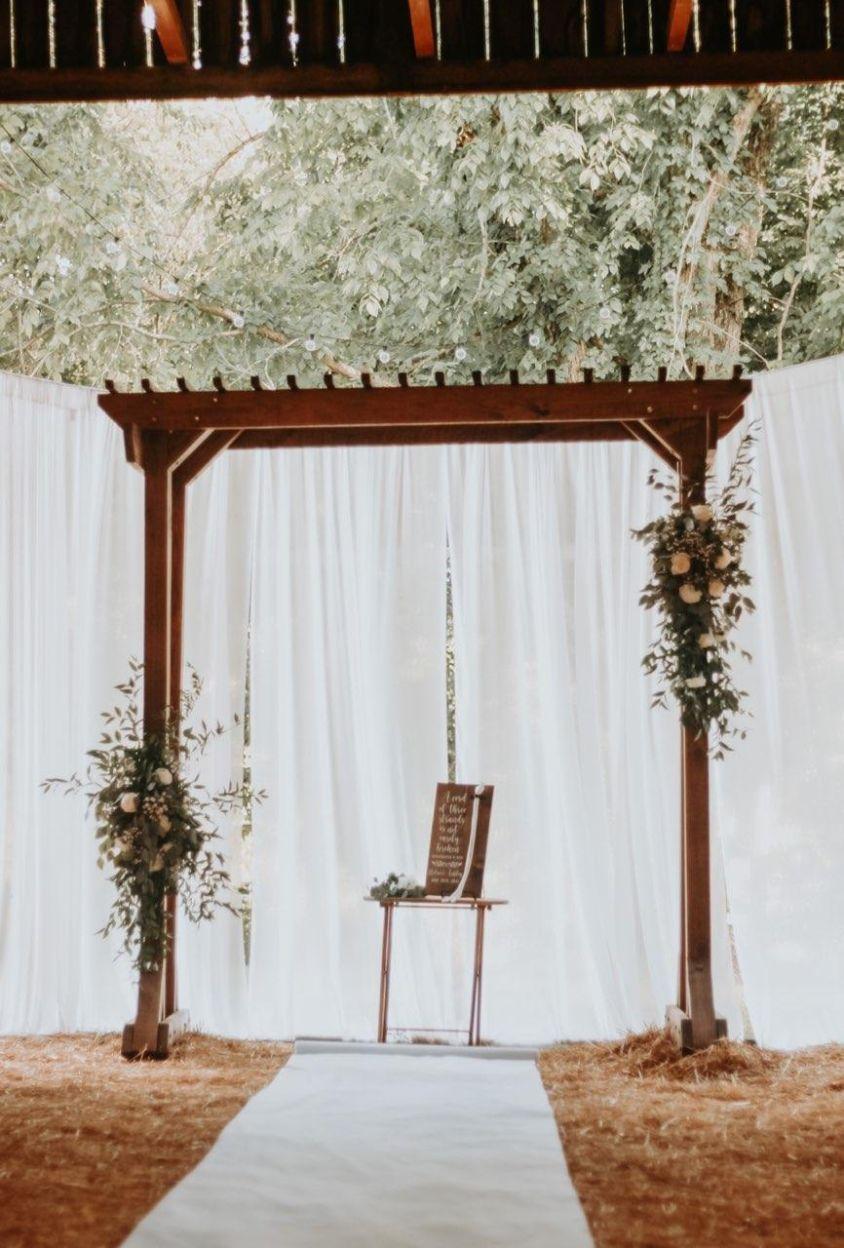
43;660;260;972
632;428;757;758
369;872;426;900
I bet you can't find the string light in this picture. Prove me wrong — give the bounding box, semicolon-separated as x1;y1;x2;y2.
232;313;245;328
191;0;203;69
304;334;317;352
454;345;467;362
96;0;106;69
528;331;541;348
288;2;300;67
47;0;57;69
337;0;347;63
238;0;251;67
377;347;391;364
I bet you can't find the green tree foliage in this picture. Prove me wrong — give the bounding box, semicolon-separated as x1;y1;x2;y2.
0;85;841;387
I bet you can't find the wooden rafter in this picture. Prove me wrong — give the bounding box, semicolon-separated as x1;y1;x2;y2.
149;0;190;65
667;0;694;53
408;0;436;59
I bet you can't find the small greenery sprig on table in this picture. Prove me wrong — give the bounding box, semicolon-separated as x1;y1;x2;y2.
42;660;262;973
369;872;426;900
632;427;757;759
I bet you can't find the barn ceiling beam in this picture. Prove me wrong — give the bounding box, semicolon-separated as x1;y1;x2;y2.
149;0;190;65
667;0;694;52
408;0;436;58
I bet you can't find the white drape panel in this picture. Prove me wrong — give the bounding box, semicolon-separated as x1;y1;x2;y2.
446;444;739;1044
176;453;257;1036
714;355;844;1048
246;448;448;1040
0;373;139;1032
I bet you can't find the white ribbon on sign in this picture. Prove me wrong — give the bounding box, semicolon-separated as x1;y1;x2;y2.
445;785;486;903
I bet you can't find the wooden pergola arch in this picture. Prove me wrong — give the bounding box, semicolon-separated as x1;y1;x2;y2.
99;366;751;1057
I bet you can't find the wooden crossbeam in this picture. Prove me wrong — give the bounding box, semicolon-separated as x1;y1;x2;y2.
149;0;190;65
408;0;436;58
99;378;751;435
667;0;694;52
1;51;843;104
231;421;634;450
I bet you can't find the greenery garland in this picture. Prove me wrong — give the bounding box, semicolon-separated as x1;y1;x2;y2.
632;428;757;758
43;661;261;972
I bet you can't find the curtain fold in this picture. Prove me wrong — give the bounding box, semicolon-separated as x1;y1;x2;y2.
714;354;844;1048
446;442;739;1043
246;447;448;1040
0;373;140;1033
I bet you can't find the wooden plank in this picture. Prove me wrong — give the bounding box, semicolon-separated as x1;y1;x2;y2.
155;1008;191;1057
667;0;694;50
1;48;843;99
408;0;436;58
149;0;189;64
99;379;751;432
230;421;636;448
173;430;241;484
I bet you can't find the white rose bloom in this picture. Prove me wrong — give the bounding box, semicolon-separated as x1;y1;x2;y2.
698;633;716;649
708;579;726;598
670;552;691;575
691;504;714;524
119;792;139;814
714;550;733;570
679;584;702;604
154;767;173;786
685;675;707;689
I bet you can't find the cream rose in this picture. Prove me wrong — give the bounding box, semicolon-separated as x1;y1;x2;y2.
670;552;691;575
685;675;706;689
698;633;716;649
714;549;733;570
691;504;713;524
708;579;726;598
679;584;702;605
154;767;173;786
119;792;139;814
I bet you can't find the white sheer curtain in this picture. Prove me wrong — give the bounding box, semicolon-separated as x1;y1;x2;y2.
446;443;738;1044
246;447;448;1040
714;355;844;1048
0;373;140;1033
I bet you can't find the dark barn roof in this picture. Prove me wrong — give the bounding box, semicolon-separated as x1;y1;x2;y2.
0;1;842;103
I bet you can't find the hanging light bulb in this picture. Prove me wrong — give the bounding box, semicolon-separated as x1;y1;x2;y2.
140;3;156;31
304;334;317;352
527;330;541;348
377;347;391;365
598;306;612;322
454;345;467;362
232;313;245;329
725;223;739;238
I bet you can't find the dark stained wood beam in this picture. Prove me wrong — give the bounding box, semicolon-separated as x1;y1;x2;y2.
1;51;843;104
149;0;190;65
99;378;751;435
667;0;694;52
408;0;436;58
172;431;239;487
230;421;634;450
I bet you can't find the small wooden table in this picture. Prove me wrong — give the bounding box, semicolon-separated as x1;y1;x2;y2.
366;896;508;1045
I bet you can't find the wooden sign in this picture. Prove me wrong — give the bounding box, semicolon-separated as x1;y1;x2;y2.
425;783;494;899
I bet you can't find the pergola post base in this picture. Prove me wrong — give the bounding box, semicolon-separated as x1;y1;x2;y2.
666;1005;728;1054
122;1009;191;1060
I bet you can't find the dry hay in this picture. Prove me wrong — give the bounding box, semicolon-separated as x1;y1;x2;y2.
540;1029;844;1248
0;1032;289;1248
0;1029;841;1248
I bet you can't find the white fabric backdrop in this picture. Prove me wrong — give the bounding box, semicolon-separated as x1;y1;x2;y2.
2;359;842;1047
0;373;139;1032
714;355;844;1048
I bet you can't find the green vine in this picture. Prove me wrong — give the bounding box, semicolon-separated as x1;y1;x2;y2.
42;661;263;972
632;427;757;759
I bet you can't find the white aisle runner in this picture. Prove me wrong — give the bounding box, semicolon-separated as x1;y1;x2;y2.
124;1042;593;1247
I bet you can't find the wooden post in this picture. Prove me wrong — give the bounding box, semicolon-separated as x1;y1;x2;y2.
124;431;172;1056
668;414;727;1051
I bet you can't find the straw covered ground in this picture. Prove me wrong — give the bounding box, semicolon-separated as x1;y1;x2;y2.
0;1030;841;1248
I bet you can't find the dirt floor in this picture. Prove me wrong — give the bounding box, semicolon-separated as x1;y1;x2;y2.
0;1031;841;1248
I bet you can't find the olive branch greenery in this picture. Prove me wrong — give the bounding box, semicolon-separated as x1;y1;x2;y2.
632;426;758;759
369;872;426;900
42;660;263;973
